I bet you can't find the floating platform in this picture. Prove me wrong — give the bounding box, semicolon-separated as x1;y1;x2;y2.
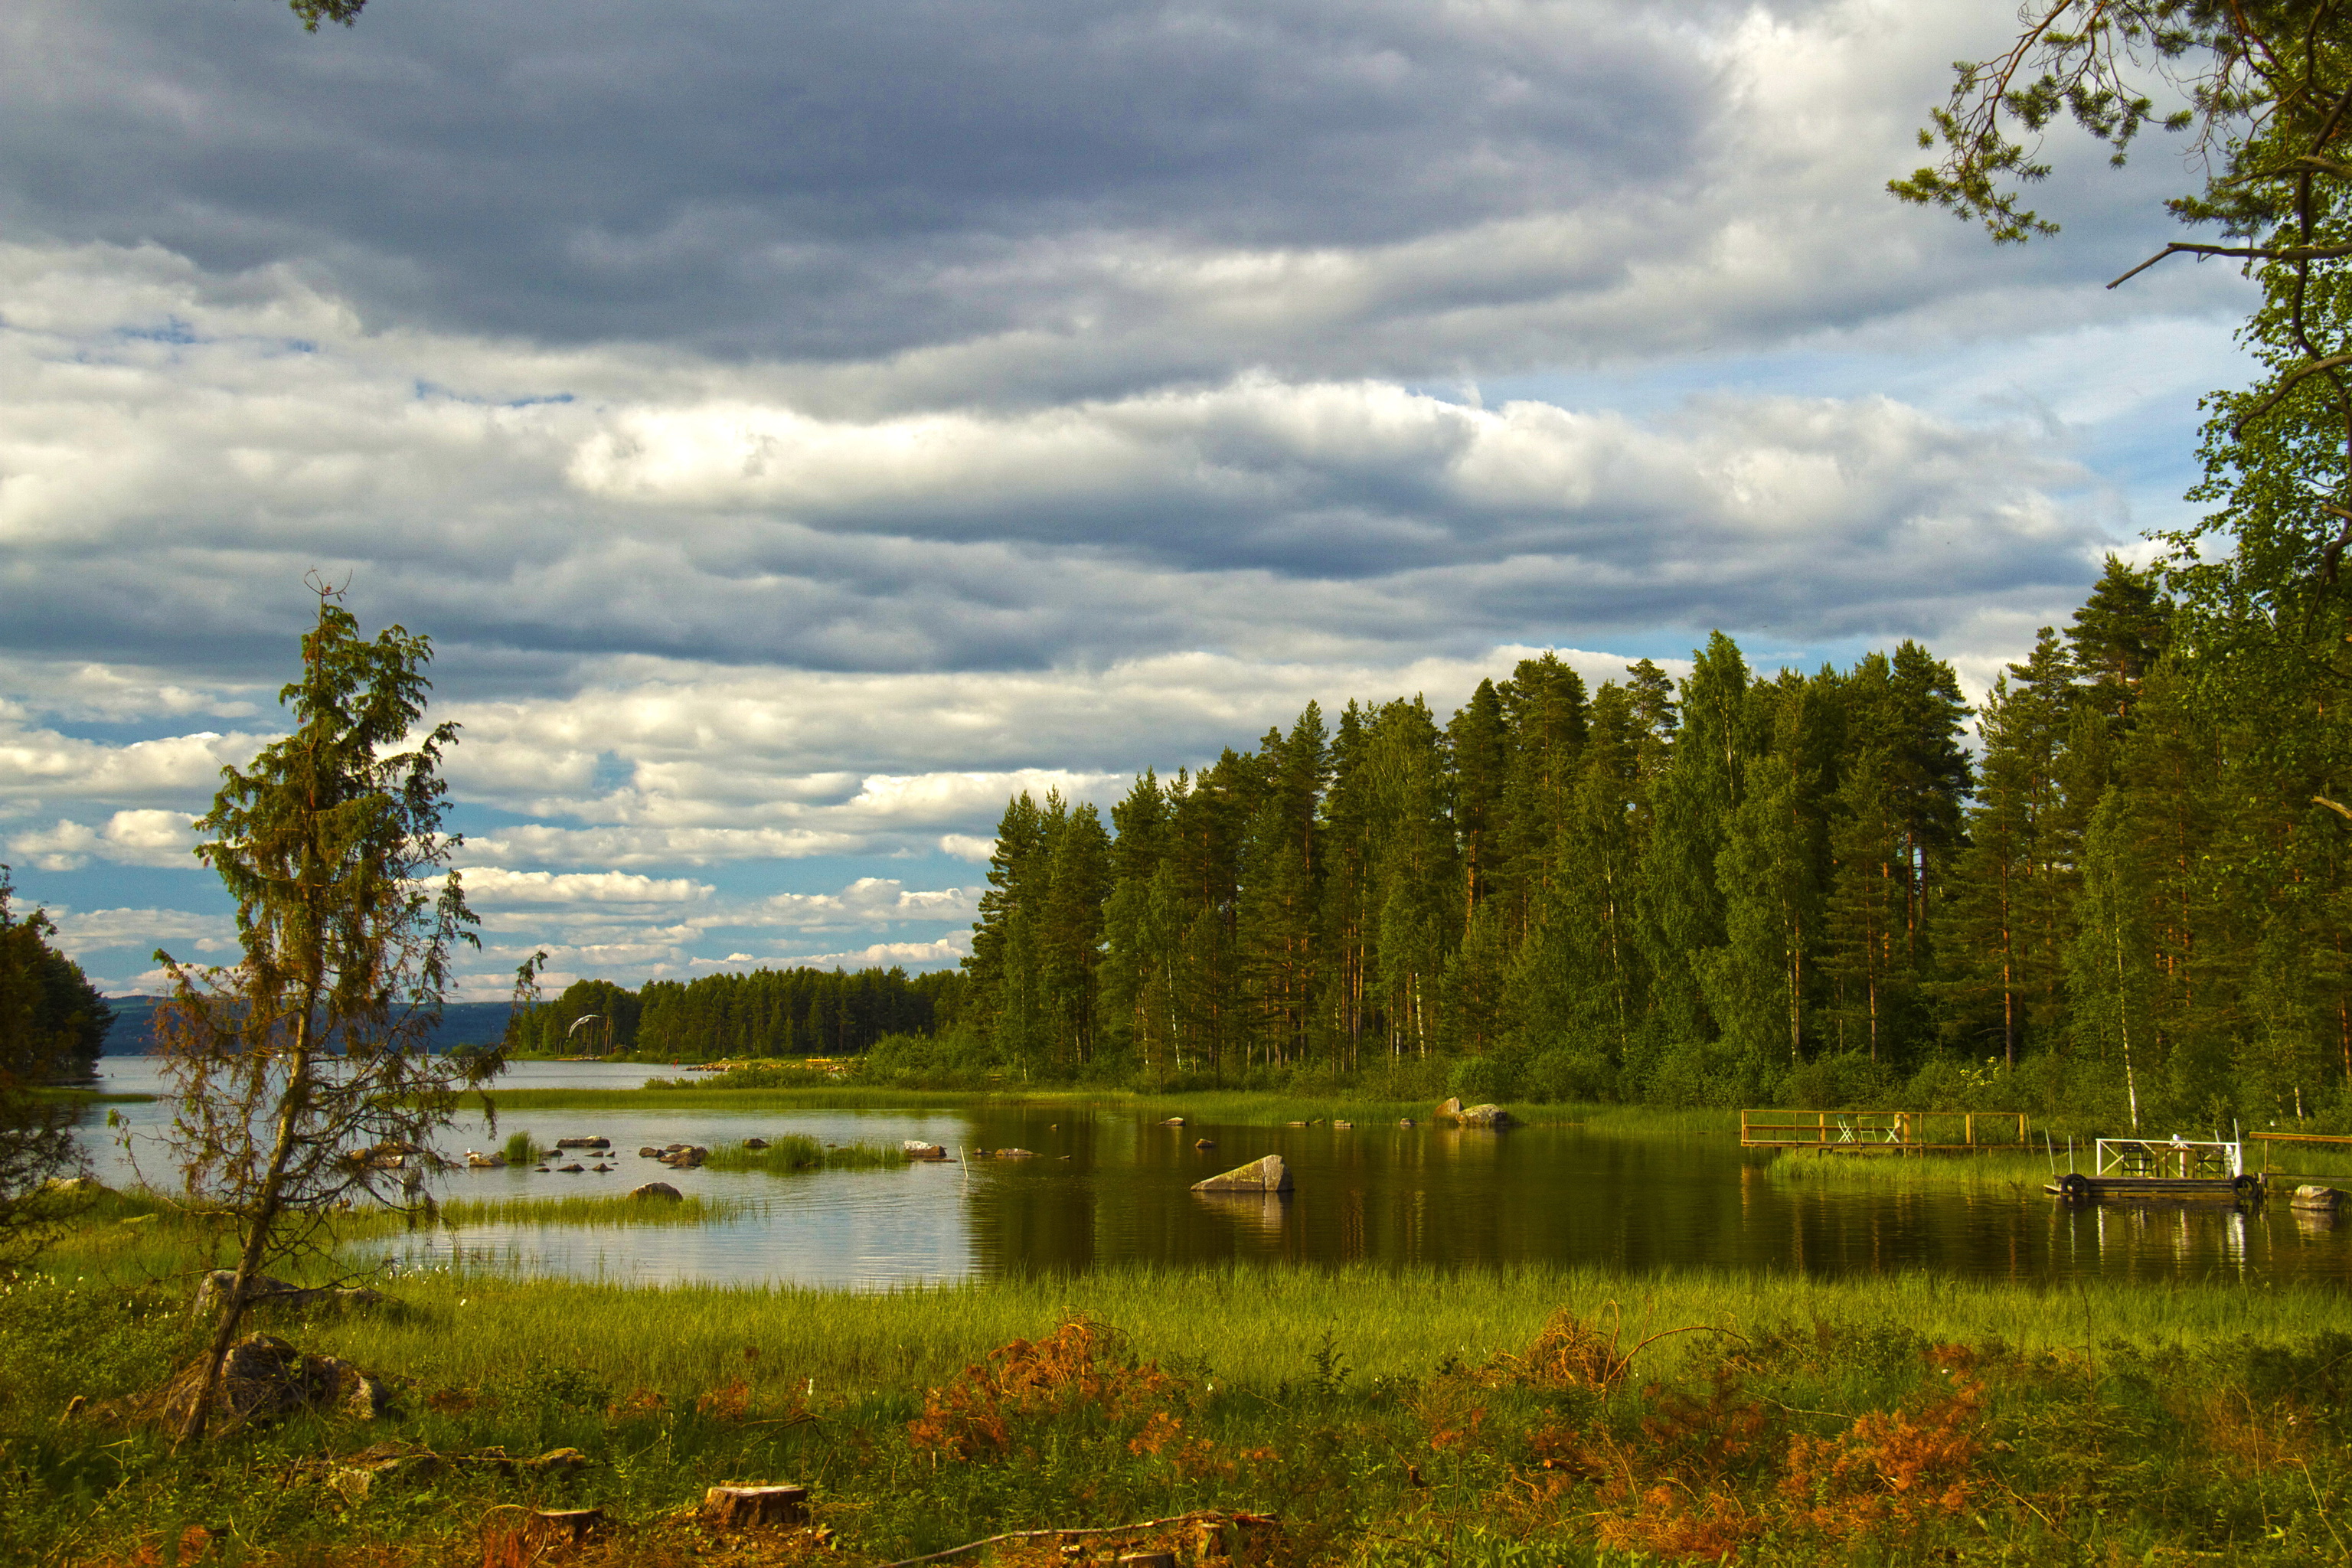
2047;1172;2264;1204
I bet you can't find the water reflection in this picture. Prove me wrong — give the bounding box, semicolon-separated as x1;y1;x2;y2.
74;1057;2352;1292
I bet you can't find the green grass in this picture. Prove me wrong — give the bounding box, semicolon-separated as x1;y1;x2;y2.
475;1083;1733;1133
1769;1141;2352;1194
13;1230;2352;1567
1766;1149;2066;1194
701;1135;908;1173
345;1193;761;1233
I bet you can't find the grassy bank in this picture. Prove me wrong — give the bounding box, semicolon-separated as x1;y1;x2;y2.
11;1202;2352;1566
480;1083;1735;1134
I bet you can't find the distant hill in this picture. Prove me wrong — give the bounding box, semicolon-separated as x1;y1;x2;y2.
102;997;514;1055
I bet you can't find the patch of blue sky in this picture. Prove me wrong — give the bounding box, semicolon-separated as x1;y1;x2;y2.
410;378;575;407
115;316;201;345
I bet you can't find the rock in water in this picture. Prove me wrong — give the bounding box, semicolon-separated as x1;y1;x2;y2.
629;1181;684;1201
743;1137;769;1149
1459;1104;1514;1129
1192;1154;1292;1194
1434;1097;1464;1122
902;1141;949;1160
2293;1184;2344;1210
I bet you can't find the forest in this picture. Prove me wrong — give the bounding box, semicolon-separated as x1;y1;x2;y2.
505;964;967;1060
960;549;2352;1128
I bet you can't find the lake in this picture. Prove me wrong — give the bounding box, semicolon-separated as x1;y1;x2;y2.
79;1057;2352;1292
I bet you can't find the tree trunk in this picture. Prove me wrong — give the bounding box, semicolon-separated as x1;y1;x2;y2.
180;1018;312;1445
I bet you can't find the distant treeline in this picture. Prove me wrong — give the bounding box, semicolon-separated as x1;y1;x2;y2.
959;559;2352;1125
508;965;969;1060
99;997;517;1056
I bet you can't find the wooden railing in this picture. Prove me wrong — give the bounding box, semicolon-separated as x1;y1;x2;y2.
1740;1109;2028;1151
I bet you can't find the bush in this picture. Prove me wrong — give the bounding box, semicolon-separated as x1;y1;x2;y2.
1447;1055;1510;1105
1777;1053;1890;1110
1524;1046;1615;1104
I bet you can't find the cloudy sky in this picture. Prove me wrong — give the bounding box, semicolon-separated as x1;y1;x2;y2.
2;0;2253;999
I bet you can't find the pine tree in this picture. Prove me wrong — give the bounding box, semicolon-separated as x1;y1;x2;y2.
1637;634;1756;1093
1941;630;2075;1067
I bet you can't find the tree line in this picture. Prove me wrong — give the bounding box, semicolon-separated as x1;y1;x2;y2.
507;965;969;1060
961;560;2352;1126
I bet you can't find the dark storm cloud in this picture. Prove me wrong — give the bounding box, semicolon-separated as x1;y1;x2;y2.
2;0;1724;361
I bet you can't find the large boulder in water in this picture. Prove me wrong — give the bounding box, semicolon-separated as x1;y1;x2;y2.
1459;1104;1514;1129
629;1181;684;1201
1192;1154;1292;1194
1433;1097;1464;1123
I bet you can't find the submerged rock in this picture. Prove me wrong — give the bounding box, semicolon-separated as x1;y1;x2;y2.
1192;1154;1292;1194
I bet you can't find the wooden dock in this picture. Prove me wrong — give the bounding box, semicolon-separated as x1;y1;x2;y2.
1741;1109;2027;1153
2047;1172;2265;1204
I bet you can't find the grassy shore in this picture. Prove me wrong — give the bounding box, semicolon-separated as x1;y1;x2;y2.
10;1198;2352;1567
480;1083;1736;1134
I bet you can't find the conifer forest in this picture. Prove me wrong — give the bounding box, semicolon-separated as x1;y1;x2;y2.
963;551;2352;1129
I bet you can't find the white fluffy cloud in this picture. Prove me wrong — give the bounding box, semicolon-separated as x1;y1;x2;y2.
8;810;199;871
457;867;712;906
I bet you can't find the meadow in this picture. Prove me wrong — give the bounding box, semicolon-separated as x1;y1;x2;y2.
8;1184;2352;1566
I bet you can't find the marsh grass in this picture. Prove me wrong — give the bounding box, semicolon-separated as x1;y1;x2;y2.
345;1193;760;1233
1766;1149;2064;1194
478;1085;1730;1134
1772;1141;2352;1193
701;1135;907;1173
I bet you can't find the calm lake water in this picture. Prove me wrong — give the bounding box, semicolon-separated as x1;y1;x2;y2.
80;1058;2352;1292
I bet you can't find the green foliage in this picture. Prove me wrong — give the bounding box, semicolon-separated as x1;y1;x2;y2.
0;871;108;1260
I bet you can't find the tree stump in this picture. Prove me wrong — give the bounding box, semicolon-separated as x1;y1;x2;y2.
527;1508;604;1548
704;1484;810;1528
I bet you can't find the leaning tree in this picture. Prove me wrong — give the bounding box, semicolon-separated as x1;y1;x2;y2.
156;579;499;1441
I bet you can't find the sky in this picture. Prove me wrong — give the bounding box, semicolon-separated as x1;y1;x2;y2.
0;0;2260;1000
